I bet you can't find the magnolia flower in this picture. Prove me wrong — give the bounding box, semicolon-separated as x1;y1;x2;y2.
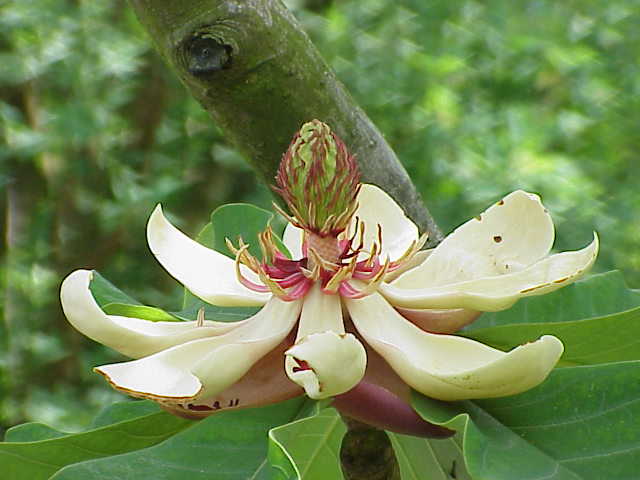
60;121;598;436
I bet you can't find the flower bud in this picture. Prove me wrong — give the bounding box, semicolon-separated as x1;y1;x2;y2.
274;120;360;236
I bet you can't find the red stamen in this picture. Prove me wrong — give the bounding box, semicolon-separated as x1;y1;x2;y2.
277;272;306;288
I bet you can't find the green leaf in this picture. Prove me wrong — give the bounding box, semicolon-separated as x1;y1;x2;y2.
269;408;347;480
89;270;141;307
102;303;181;322
4;424;67;442
173;303;261;323
88;271;183;322
90;400;160;428
412;361;640;480
469;271;640;330
51;398;308;480
388;431;471;480
0;410;193;480
210;203;288;259
464;306;640;366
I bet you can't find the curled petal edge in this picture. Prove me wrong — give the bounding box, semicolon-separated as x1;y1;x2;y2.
381;234;598;311
60;269;246;358
348;184;420;262
393;190;556;288
95;297;302;403
346;292;564;401
285;331;366;399
147;205;271;307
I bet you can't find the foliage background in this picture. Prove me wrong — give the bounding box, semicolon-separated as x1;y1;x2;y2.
1;0;638;434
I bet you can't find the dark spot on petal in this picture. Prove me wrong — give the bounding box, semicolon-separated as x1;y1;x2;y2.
292;360;311;372
497;199;505;206
187;403;215;411
493;235;503;243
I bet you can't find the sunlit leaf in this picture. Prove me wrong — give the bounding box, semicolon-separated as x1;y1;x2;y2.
102;303;180;322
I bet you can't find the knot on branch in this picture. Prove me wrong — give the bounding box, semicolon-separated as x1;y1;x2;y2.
182;34;233;77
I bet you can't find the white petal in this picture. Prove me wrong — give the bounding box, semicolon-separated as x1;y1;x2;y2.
346;293;564;401
161;340;303;419
60;270;244;358
381;234;598;311
348;184;419;262
285;284;366;399
393;190;555;289
282;222;304;260
147;205;271;307
95;297;302;402
395;307;481;334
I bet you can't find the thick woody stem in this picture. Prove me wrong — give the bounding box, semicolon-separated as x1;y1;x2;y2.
127;0;442;245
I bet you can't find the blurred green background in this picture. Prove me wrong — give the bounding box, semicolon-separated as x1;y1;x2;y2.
1;0;638;433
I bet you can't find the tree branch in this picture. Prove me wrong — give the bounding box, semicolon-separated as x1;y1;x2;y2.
127;0;442;243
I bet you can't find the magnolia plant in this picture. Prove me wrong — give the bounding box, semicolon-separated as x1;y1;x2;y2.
60;120;598;437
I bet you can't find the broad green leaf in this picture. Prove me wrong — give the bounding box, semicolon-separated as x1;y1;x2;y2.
470;271;640;330
464;306;640;366
91;400;160;428
210;203;289;259
388;431;471;480
52;398;308;480
269;408;347;480
0;410;193;480
89;270;140;307
4;424;67;442
412;361;640;480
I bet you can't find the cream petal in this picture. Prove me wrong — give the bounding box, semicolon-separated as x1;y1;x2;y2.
147;205;271;307
346;293;564;401
60;270;245;358
384;250;431;283
393;190;555;289
95;297;302;402
395;307;481;334
161;339;303;419
381;234;598;311
348;184;419;262
285;284;366;399
282;223;304;260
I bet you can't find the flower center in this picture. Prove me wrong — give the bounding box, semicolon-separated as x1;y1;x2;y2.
227;219;426;301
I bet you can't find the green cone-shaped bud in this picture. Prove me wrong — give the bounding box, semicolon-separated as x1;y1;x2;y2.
274;120;360;236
